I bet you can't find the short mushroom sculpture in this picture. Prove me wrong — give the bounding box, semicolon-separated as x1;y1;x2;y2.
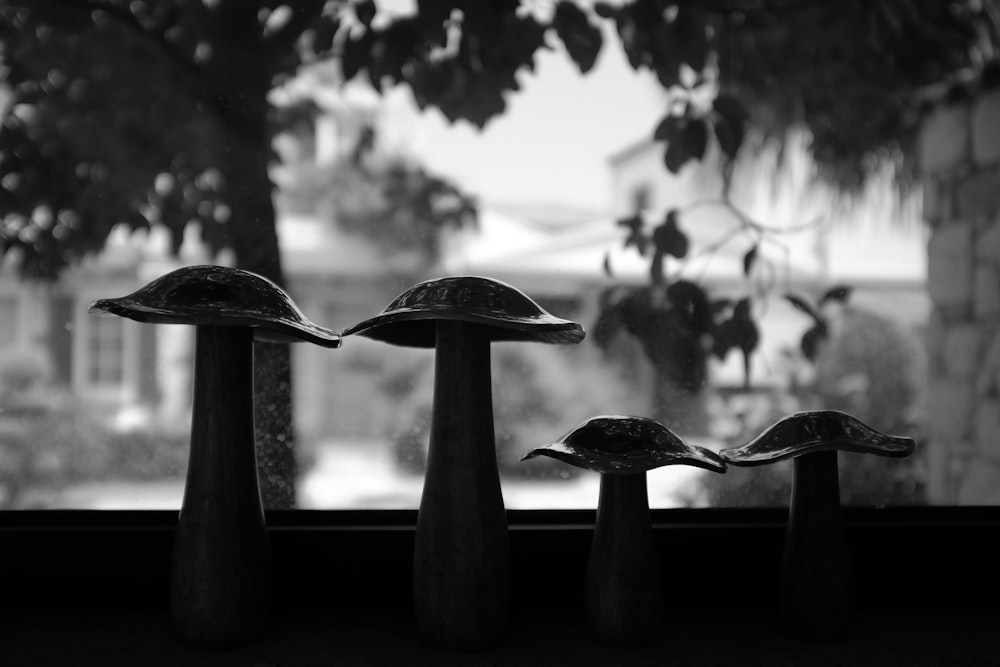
342;275;585;650
522;415;726;647
89;265;340;648
720;410;915;641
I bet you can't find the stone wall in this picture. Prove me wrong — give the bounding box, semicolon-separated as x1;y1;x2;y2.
920;84;1000;504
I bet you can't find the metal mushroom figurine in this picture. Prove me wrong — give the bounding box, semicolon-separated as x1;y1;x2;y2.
720;410;915;641
89;265;341;648
342;275;585;650
522;415;726;647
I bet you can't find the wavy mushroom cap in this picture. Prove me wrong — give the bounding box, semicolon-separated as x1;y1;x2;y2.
341;276;585;347
521;415;726;474
88;265;341;347
721;410;916;467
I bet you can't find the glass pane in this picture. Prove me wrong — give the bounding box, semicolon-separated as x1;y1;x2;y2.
0;3;992;509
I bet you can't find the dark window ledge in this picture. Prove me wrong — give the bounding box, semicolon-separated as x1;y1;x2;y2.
2;507;999;665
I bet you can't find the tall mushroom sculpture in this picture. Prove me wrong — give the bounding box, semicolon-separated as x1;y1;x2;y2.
89;265;341;648
522;415;726;647
720;410;915;641
342;276;585;650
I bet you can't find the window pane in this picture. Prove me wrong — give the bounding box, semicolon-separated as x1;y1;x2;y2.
0;3;991;509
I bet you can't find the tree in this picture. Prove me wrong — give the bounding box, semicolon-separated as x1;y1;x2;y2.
2;0;997;503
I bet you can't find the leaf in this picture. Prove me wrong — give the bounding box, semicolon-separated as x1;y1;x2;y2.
712;94;747;159
801;322;829;362
355;0;376;27
553;1;603;75
340;32;370;81
820;284;853;305
667;280;712;335
653;113;682;142
651;208;688;259
663;118;707;174
618;212;648;255
731;298;759;354
742;244;758;277
784;293;821;322
309;17;340;55
594;2;618;18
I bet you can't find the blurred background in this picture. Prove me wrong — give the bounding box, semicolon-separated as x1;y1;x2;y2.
1;0;994;509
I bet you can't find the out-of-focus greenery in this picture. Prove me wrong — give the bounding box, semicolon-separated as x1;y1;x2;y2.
694;305;927;507
0;350;187;508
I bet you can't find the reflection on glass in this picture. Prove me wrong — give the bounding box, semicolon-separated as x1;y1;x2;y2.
0;2;992;510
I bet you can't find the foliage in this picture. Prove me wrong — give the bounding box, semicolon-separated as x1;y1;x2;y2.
784;285;854;362
0;358;187;507
1;0;994;507
694;299;928;507
280;131;478;263
592;202;766;432
4;1;994;278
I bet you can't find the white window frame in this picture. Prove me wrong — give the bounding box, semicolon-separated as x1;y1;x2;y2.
72;287;141;404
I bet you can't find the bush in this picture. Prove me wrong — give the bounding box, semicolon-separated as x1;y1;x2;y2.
696;305;927;507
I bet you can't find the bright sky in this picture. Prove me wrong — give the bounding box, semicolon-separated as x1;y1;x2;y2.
377;25;667;214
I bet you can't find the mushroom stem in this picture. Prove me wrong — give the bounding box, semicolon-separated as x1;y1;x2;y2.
171;325;270;648
413;319;510;650
586;472;662;647
781;449;853;641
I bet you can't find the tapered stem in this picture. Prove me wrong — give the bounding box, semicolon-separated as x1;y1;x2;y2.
413;320;510;650
781;450;853;641
171;325;270;648
586;472;662;647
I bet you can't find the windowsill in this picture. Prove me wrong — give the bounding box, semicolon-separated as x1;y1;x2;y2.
3;507;998;664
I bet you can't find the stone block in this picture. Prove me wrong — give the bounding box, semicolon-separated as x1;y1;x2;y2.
944;323;984;379
927;221;974;309
919;104;969;176
925;309;946;375
957;166;1000;218
922;176;948;224
975;220;1000;264
928;377;975;441
972;90;1000;167
975;265;1000;320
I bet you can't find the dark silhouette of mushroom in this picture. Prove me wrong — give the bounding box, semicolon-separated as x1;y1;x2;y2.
89;265;340;648
522;415;726;647
720;409;915;641
342;275;584;650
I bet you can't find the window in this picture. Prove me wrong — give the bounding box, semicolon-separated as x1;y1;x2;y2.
0;3;994;516
86;314;125;387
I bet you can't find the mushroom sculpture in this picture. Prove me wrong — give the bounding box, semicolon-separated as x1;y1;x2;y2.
342;275;585;650
89;265;341;648
720;410;915;641
521;415;726;647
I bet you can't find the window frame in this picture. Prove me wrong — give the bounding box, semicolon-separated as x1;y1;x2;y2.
71;287;142;403
2;506;997;614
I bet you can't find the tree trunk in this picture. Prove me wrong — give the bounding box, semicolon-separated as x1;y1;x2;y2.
209;5;297;509
222;137;296;510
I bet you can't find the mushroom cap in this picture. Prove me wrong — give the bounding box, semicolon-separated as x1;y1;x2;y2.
88;265;341;347
520;415;726;474
340;276;585;347
721;410;916;467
